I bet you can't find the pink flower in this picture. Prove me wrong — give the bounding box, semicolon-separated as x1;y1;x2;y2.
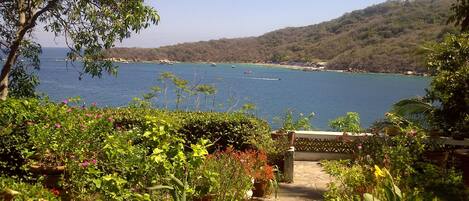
95;114;102;119
357;144;363;150
107;117;114;122
85;113;93;117
91;102;97;107
91;159;97;165
80;160;89;168
55;123;61;128
62;99;69;104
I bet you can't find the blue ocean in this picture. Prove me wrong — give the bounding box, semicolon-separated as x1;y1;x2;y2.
36;48;429;129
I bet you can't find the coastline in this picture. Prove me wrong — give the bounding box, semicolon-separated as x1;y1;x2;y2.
246;62;346;73
242;63;429;77
105;58;427;77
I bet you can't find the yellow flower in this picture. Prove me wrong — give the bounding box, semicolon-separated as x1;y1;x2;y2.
374;165;385;178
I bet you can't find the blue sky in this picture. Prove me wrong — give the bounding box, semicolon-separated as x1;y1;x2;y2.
36;0;387;48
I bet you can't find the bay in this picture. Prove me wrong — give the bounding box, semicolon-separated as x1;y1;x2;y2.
36;48;430;129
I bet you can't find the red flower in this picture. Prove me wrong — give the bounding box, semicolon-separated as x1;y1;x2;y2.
50;188;60;196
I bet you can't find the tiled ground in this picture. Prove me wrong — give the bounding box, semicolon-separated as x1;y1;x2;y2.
255;161;332;201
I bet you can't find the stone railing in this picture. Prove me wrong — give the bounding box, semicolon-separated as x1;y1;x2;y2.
284;131;469;153
293;131;371;153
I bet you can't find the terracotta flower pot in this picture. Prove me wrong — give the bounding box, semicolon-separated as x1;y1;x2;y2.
454;149;469;187
253;180;269;197
29;164;65;188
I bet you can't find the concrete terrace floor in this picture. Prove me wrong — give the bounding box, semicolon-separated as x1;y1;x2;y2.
255;161;332;201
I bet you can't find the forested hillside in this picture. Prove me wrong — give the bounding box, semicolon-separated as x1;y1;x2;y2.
106;0;457;73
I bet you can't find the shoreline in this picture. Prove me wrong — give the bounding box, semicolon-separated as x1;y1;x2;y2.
239;62;428;77
106;59;428;77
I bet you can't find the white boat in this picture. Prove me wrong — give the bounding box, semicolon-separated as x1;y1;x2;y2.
210;62;217;67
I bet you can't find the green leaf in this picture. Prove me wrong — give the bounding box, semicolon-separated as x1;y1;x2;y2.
364;193;380;201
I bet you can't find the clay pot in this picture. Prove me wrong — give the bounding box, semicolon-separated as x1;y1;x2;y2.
29;164;65;188
454;149;469;187
252;180;269;197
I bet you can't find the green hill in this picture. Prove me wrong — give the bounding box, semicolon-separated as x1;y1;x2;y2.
106;0;458;73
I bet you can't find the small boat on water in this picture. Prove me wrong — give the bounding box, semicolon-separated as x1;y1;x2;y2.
210;62;217;67
231;65;236;68
244;77;281;81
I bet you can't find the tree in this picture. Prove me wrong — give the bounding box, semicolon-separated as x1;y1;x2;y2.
448;0;469;32
195;84;216;110
426;33;469;137
0;0;159;100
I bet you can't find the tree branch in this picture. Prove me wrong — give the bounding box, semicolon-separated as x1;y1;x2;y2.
0;0;59;99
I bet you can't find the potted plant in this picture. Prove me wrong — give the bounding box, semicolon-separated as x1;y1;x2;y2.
28;162;66;188
252;164;275;197
272;110;315;143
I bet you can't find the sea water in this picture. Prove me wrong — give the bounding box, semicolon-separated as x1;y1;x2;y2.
36;48;429;129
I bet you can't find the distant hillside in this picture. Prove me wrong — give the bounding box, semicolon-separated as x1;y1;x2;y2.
106;0;458;73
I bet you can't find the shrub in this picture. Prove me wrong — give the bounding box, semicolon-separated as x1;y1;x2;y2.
323;112;468;201
175;111;271;151
329;112;362;134
0;98;272;200
0;176;59;200
104;108;272;151
192;148;254;201
0;98;43;176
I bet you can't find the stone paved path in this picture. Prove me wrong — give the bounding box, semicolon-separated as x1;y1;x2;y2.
257;161;332;201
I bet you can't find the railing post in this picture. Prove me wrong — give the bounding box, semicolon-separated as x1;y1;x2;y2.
288;131;296;146
284;146;295;183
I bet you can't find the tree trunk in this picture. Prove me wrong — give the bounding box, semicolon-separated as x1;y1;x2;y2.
0;0;26;100
0;0;56;100
0;56;16;100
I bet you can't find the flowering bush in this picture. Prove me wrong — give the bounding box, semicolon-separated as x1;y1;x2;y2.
323;112;469;201
192;148;254;200
0;176;59;200
0;98;272;200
